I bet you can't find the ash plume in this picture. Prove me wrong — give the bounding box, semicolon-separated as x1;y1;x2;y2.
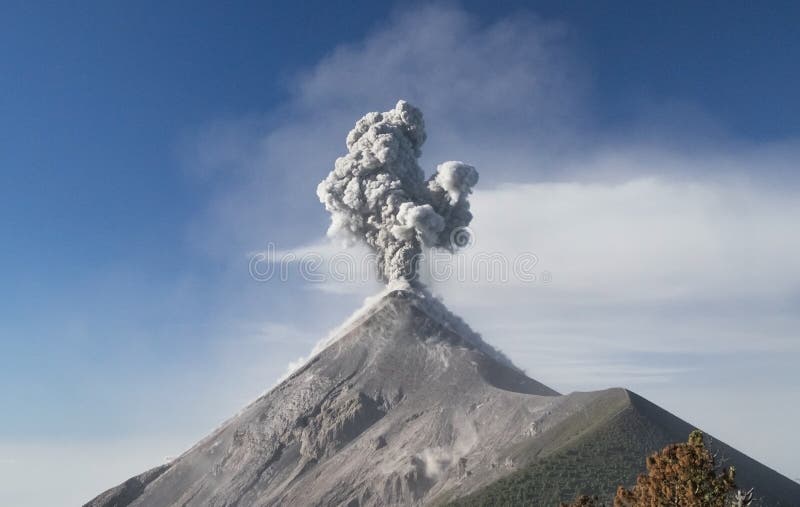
317;100;479;282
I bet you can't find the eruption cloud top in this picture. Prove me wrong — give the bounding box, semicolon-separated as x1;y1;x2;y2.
317;100;479;282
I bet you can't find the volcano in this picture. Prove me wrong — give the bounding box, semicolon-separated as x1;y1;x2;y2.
86;288;800;506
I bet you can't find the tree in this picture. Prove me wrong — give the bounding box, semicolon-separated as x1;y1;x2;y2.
613;430;738;507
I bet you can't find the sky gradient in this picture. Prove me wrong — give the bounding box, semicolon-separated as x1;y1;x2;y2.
1;2;799;505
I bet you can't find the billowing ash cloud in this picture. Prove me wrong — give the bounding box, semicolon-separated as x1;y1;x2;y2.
317;100;478;282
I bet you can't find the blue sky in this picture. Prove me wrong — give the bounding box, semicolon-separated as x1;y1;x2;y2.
1;2;799;504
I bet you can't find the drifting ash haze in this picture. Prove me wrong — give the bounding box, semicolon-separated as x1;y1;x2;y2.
86;103;800;506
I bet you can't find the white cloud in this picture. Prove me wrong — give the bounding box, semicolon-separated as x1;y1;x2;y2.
462;176;800;301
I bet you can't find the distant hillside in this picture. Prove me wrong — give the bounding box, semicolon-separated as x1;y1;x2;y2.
445;390;799;506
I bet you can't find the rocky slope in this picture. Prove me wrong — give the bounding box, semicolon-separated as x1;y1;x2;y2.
86;289;800;506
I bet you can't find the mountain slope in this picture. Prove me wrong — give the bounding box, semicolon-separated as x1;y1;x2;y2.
86;289;800;506
446;390;800;506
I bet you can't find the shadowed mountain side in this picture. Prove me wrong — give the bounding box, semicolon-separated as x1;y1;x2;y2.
445;390;800;506
86;290;800;506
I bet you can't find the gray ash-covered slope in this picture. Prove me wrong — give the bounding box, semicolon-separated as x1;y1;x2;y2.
87;289;800;507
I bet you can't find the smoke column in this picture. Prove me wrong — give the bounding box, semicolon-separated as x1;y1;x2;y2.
317;100;479;282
